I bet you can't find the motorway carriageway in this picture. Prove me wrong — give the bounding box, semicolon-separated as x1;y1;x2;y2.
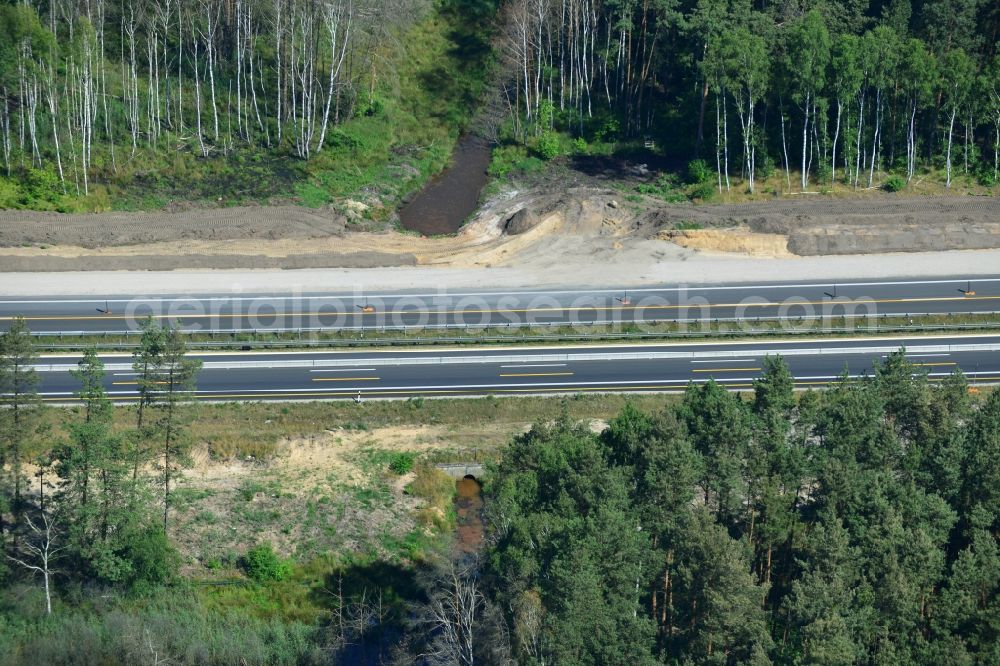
2;276;999;334
28;334;1000;402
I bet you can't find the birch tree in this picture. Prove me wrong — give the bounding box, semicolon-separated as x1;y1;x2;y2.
722;27;769;194
316;0;353;153
898;38;936;182
986;55;1000;183
940;49;974;188
7;510;64;614
829;34;862;184
418;563;485;666
863;26;899;188
784;10;829;190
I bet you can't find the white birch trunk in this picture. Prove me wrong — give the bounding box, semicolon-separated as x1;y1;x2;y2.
946;106;956;188
831;99;842;185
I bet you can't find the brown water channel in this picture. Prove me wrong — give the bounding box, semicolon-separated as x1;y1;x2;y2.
398;136;491;235
454;476;484;555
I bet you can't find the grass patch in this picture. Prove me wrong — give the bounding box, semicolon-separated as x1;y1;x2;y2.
358;449;417;475
674;220;703;230
408;464;457;532
171;487;216;510
488;144;546;179
407;465;456;507
380;529;441;562
237;478;283;502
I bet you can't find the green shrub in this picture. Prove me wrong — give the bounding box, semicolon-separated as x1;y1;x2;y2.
635;173;686;202
487;145;521;178
488;144;544;179
242;543;292;582
122;527;180;588
594;116;620;143
688;182;716;201
572;136;588;154
883;175;906;192
354;90;385;117
759;153;776;180
816;163;832;184
686;159;712;184
535;131;561;160
388;452;416;475
0;178;22;208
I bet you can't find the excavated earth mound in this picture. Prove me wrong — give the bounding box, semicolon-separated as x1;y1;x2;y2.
0;206;347;248
639;196;1000;255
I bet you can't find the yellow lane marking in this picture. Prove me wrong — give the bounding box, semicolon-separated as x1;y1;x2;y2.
692;367;761;373
499;372;575;377
111;381;171;385
39;375;1000;402
311;377;380;382
7;294;1000;321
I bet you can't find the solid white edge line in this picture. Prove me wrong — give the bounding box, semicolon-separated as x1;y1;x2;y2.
27;342;1000;372
690;358;756;363
4;276;1000;304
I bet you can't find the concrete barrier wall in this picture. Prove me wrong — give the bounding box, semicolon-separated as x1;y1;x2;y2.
435;463;485;479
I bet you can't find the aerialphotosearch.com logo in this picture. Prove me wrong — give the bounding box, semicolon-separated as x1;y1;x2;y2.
119;285;883;337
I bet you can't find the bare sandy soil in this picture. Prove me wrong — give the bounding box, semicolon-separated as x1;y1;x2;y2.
0;191;997;287
171;420;539;563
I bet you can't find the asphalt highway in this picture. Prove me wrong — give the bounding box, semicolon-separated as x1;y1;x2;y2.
2;276;999;335
30;334;1000;402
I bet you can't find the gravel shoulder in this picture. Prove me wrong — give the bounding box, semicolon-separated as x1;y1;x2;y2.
3;247;1000;296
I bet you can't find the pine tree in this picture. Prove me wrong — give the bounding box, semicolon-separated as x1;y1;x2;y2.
154;326;200;533
0;316;40;538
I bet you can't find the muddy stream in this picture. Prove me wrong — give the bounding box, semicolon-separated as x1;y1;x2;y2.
398;136;491;235
454;476;484;554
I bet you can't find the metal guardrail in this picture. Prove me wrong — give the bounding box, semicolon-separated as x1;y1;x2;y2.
23;309;1000;340
25;319;1000;352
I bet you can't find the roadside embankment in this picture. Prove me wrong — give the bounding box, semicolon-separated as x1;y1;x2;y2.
0;191;997;279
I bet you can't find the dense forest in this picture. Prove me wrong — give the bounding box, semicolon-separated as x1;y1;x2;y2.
2;314;999;663
495;0;1000;191
479;356;1000;664
0;0;497;209
1;0;997;210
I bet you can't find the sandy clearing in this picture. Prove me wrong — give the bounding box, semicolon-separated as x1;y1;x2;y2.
183;421;523;494
184;425;465;493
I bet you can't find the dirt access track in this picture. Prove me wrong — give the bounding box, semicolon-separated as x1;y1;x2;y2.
0;191;997;273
